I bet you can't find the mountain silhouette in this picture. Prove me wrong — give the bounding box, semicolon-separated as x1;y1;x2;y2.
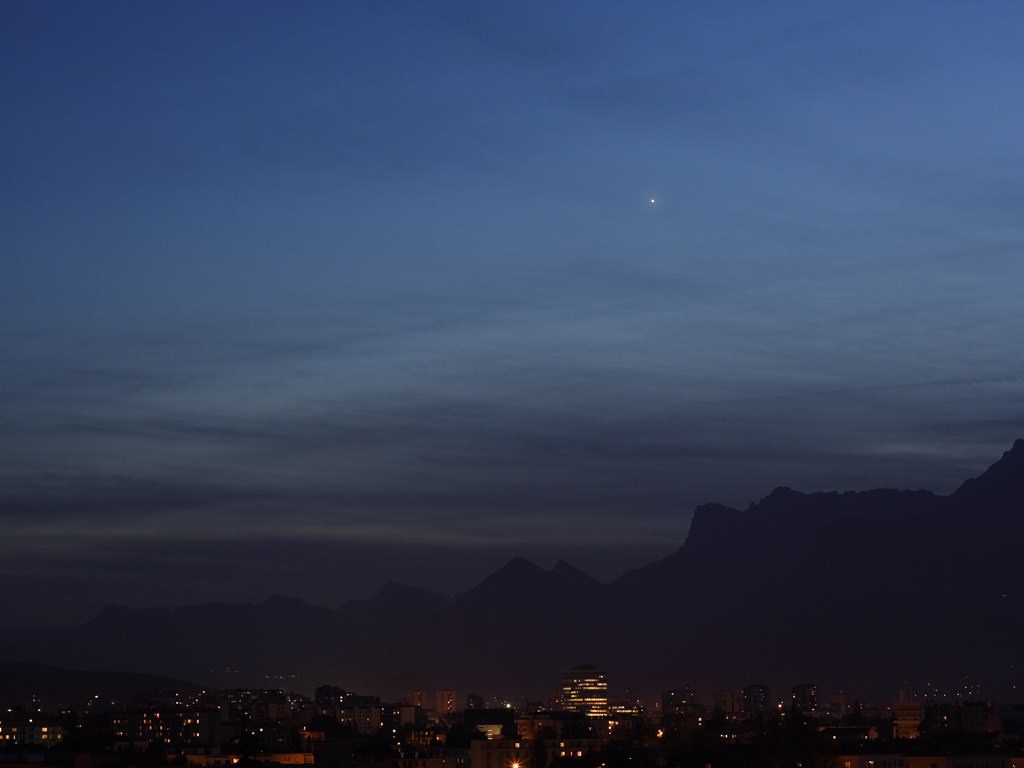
0;663;200;709
4;440;1023;704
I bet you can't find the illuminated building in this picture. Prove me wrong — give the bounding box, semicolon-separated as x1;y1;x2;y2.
314;685;353;712
791;683;818;714
892;702;922;740
662;688;697;715
435;690;457;715
396;757;467;768
662;687;701;732
469;739;529;768
464;708;516;739
111;708;219;746
833;756;905;768
713;689;741;717
185;754;313;766
0;714;65;746
741;684;770;716
903;757;1009;768
548;737;601;761
337;695;383;734
561;665;607;718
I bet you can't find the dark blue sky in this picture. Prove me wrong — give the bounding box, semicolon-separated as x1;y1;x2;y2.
3;1;1023;624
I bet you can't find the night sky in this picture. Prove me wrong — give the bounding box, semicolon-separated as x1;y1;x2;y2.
3;1;1023;625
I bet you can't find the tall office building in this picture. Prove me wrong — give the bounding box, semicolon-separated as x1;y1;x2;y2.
662;687;698;715
561;665;608;718
742;684;771;715
791;684;817;714
713;689;742;717
435;690;456;715
662;687;701;732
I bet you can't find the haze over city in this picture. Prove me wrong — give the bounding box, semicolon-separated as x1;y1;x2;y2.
2;0;1023;629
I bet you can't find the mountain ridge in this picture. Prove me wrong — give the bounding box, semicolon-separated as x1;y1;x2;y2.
0;662;201;708
3;440;1023;703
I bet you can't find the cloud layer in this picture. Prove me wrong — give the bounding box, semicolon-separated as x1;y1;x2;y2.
2;1;1022;624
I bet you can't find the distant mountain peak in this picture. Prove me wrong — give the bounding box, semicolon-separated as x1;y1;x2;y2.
1003;437;1024;461
993;438;1024;463
952;437;1024;502
750;486;805;509
479;556;545;583
549;559;603;588
504;555;542;571
550;559;581;575
456;556;603;609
